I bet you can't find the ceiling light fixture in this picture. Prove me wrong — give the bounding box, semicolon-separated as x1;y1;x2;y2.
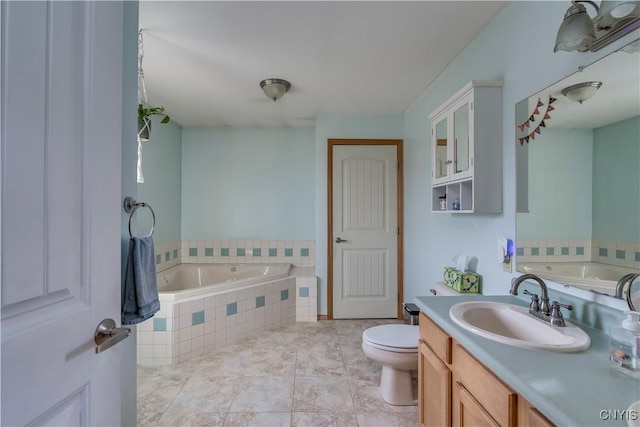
561;81;603;103
260;78;291;102
554;0;640;52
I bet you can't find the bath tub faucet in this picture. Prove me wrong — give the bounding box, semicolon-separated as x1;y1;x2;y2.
614;273;640;299
510;274;572;327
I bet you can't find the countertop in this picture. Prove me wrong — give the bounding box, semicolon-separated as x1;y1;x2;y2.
414;294;640;427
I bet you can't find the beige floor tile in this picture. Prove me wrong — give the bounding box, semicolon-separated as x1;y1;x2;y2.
244;350;297;376
291;411;359;427
229;376;295;412
156;411;226;427
356;411;419;427
293;376;354;413
223;412;291;427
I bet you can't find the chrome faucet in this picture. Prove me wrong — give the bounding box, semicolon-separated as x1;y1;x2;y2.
510;274;573;327
614;273;640;299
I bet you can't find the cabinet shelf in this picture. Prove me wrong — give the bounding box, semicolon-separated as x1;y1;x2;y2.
429;81;503;214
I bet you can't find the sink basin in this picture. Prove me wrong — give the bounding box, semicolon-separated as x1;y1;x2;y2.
449;301;591;353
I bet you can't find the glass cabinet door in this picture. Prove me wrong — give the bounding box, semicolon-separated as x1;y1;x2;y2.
453;102;470;175
434;116;449;181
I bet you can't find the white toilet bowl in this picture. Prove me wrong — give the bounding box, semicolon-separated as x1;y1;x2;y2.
362;324;419;406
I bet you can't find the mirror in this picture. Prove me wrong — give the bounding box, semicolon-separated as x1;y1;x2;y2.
454;104;470;173
435;117;448;179
515;38;640;303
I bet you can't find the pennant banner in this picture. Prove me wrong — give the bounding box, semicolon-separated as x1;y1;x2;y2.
517;95;555;144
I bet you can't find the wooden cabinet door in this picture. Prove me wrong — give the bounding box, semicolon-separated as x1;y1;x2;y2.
419;341;452;427
453;382;500;427
518;397;555;427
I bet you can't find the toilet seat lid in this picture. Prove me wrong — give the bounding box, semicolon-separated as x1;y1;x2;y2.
363;324;419;351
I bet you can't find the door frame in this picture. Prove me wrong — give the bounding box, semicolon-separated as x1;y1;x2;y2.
327;138;404;320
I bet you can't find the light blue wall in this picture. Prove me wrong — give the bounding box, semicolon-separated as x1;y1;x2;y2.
182;127;315;239
401;1;638;302
314;113;404;314
593;116;640;242
517;129;593;240
136;118;182;244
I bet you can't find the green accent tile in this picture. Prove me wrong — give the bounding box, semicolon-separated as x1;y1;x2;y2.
155;254;161;264
281;289;289;301
237;248;245;257
153;318;166;332
299;287;309;297
173;249;178;259
205;248;214;257
546;247;554;256
256;295;265;308
226;302;237;316
636;252;640;262
616;250;626;260
301;248;309;257
561;247;569;256
165;252;170;262
576;247;584;255
285;248;293;257
599;248;608;257
516;247;524;256
192;311;204;325
253;248;261;257
189;247;197;257
269;248;277;257
531;247;539;256
221;248;230;256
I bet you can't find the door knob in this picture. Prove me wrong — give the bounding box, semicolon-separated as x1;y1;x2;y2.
94;318;131;354
335;237;348;243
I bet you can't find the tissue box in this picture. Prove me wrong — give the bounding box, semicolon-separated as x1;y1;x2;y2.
443;267;481;293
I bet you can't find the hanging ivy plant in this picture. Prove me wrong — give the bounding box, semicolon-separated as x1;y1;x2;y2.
137;103;170;141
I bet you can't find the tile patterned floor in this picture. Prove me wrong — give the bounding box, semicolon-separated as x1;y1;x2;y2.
138;319;419;427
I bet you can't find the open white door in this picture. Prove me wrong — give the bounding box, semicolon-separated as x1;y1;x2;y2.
1;2;128;425
331;143;400;319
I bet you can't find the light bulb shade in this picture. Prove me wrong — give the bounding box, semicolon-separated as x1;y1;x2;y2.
561;81;602;103
599;0;638;19
260;78;291;101
554;3;597;52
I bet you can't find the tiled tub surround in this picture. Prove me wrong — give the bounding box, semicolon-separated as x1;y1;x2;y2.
181;239;315;267
154;240;182;272
517;239;640;269
137;276;296;366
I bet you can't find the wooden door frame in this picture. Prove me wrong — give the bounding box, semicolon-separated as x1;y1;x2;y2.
327;138;404;320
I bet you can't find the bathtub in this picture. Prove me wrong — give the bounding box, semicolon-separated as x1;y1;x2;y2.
139;262;297;365
157;263;292;302
517;261;638;293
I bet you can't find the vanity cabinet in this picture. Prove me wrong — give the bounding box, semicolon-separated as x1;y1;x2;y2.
418;311;555;427
429;81;503;213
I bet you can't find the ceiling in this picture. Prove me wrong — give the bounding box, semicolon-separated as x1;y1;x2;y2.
138;1;507;128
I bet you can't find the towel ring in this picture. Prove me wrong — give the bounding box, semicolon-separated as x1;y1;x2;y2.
123;197;155;238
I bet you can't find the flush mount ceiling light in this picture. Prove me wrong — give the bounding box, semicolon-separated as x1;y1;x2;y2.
259;78;291;102
554;0;640;52
561;81;603;103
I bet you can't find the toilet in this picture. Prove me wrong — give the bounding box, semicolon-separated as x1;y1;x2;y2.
362;283;460;406
362;323;419;406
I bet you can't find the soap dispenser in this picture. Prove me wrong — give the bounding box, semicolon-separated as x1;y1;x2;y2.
609;311;640;378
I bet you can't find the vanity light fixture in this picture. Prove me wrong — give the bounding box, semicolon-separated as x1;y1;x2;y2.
561;81;603;104
554;0;640;52
259;78;291;102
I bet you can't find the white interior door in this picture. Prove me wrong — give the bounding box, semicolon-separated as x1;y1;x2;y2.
332;145;398;319
1;2;127;425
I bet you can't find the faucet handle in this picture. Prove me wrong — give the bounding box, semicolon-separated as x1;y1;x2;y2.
549;301;573;326
523;290;540;311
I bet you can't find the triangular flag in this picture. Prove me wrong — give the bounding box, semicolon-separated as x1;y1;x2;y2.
525;136;530;143
518;124;525;132
544;113;551;120
537;99;544;108
520;138;525;146
540;121;546;128
535;127;541;134
547;105;555;112
533;108;540;115
529;114;535;121
549;97;557;104
530;132;536;140
525;120;530;128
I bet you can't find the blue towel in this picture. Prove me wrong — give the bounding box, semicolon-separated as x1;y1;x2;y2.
122;236;160;325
